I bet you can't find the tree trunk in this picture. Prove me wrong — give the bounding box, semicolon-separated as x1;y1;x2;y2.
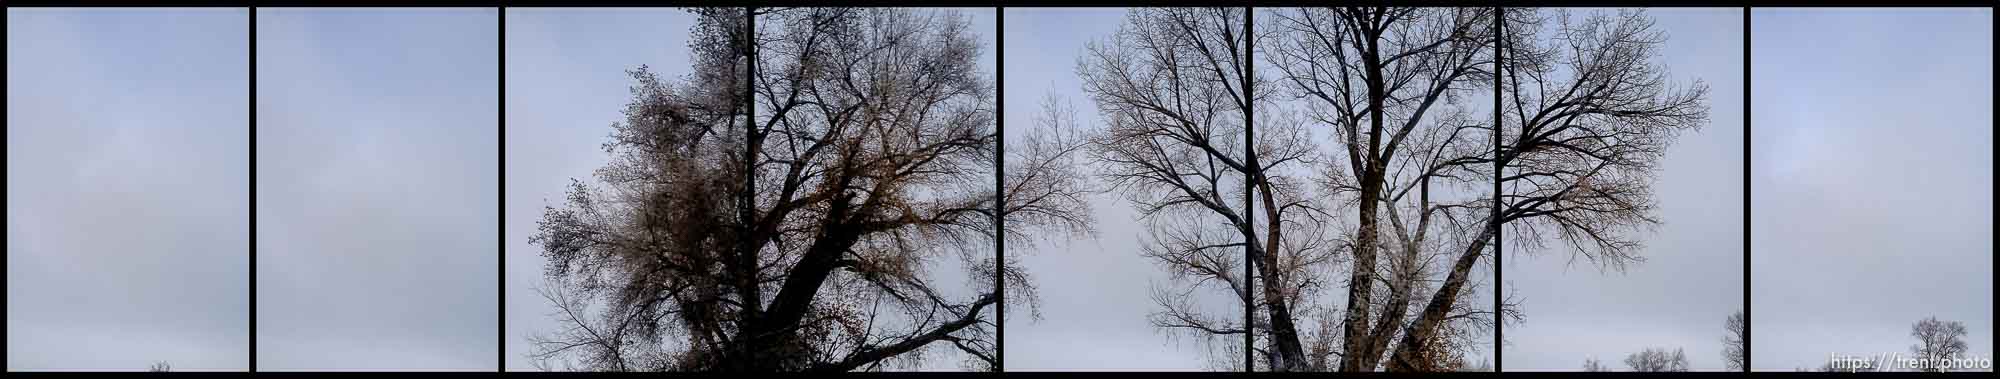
1339;18;1389;370
1255;183;1307;371
1385;225;1492;371
738;193;863;371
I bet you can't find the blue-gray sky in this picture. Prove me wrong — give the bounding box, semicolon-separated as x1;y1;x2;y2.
1505;8;1747;372
1751;8;1992;372
7;8;250;372
255;8;498;371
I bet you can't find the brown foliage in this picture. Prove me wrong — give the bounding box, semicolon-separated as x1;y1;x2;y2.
529;8;1082;372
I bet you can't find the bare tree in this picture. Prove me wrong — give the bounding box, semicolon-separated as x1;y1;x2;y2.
1493;8;1706;374
1073;7;1276;370
999;94;1099;331
1068;6;1698;372
1624;347;1689;372
1266;7;1514;372
530;8;1079;372
1910;316;1969;372
529;8;753;371
1724;310;1746;371
1583;356;1608;372
148;361;171;372
1494;8;1707;270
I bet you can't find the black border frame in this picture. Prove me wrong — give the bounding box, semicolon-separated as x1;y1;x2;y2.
3;0;1992;375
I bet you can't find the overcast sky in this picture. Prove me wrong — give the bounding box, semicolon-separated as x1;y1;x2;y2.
1750;8;1993;372
1504;8;1747;372
255;8;498;371
8;8;250;372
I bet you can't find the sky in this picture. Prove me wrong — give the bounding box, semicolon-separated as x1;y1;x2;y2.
1503;8;1747;372
7;8;251;372
503;8;998;372
1750;8;1993;372
254;8;498;371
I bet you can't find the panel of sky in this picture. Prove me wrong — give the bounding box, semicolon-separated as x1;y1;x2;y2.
254;7;499;371
8;8;252;372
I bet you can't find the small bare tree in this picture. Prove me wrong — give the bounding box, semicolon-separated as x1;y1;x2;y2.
1817;361;1879;373
147;361;171;372
1583;356;1608;372
1724;310;1746;371
1910;316;1969;372
1624;347;1689;372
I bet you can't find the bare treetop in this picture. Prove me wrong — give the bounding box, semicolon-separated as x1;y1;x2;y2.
1497;8;1709;272
1624;347;1690;372
1724;310;1745;371
529;8;1074;372
1059;7;1703;372
1075;7;1265;371
1583;356;1608;372
1910;316;1970;372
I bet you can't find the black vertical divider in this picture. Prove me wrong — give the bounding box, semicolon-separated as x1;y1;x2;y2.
497;6;509;372
994;5;1008;374
743;5;756;370
248;6;259;373
1241;6;1256;373
1492;6;1505;373
1741;6;1753;372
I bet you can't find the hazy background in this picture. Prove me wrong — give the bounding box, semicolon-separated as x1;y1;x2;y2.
7;8;251;371
1750;8;1993;372
255;8;498;371
1504;8;1747;372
